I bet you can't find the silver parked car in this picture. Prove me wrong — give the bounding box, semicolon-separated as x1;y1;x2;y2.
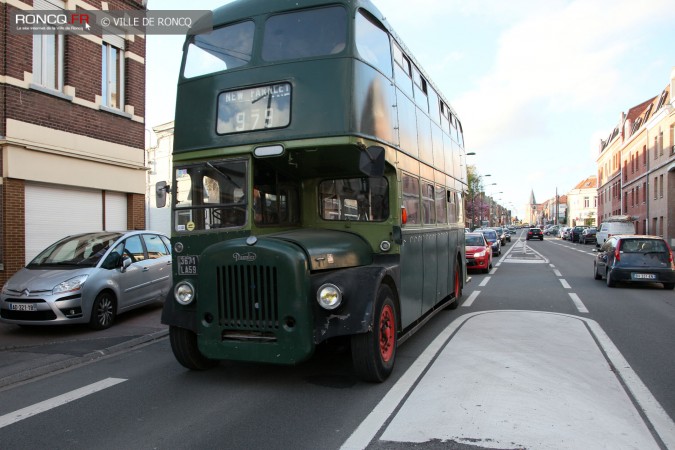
0;231;171;330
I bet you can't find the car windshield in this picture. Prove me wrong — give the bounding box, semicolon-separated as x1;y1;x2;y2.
482;231;497;240
620;239;668;253
466;235;485;246
28;232;123;268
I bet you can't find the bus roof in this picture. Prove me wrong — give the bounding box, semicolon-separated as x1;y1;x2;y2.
199;0;461;120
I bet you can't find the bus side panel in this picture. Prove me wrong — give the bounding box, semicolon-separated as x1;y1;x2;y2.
436;229;450;302
399;230;424;328
422;231;438;312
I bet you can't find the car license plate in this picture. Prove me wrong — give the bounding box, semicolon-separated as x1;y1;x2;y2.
178;255;199;275
631;273;656;280
8;303;37;312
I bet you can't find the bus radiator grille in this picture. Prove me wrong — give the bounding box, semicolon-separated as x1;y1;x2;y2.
217;265;279;330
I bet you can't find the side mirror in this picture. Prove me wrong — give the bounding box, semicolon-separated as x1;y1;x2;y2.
359;145;385;177
121;256;132;272
156;181;170;208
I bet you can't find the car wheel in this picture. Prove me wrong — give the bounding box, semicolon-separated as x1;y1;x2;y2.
351;284;397;382
663;283;674;290
594;263;602;280
88;291;116;330
606;269;616;288
169;326;218;370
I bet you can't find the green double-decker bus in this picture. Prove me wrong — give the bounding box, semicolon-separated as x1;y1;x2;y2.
159;0;468;382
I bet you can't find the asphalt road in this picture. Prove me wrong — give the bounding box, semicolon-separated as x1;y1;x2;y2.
0;232;673;449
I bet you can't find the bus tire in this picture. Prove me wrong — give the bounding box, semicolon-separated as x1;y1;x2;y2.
351;284;397;383
169;326;218;370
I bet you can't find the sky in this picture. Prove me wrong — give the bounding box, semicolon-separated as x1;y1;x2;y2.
145;0;675;220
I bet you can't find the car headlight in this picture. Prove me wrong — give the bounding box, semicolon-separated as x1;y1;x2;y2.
474;251;486;258
53;275;88;294
174;281;195;305
317;283;342;310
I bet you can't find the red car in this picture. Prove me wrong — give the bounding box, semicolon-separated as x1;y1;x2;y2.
465;232;493;273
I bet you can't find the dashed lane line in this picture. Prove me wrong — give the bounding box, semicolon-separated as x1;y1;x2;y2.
569;293;589;313
0;378;127;429
461;290;480;308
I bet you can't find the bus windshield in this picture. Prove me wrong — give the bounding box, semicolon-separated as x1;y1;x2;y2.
173;160;248;232
183;21;255;78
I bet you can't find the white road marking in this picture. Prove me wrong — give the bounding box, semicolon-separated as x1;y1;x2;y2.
569;293;589;313
342;311;674;450
553;269;562;277
479;277;491;287
0;378;126;429
461;290;480;308
559;278;571;289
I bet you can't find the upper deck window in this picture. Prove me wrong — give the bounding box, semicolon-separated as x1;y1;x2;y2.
183;21;254;78
355;11;392;76
262;6;347;62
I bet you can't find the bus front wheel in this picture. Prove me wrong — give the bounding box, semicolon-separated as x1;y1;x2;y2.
169;326;218;370
351;284;397;383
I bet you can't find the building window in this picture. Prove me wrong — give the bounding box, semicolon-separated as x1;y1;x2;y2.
659;175;664;198
102;40;125;109
654;177;658;200
33;34;64;91
584;196;590;208
32;0;64;91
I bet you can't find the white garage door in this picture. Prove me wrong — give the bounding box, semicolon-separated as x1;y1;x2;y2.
25;183;103;264
105;191;128;231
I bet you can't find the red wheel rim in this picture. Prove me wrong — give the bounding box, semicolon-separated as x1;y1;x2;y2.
379;304;395;362
454;267;460;298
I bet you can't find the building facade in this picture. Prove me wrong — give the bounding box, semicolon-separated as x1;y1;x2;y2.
596;68;675;247
0;0;147;285
566;176;597;227
145;121;173;236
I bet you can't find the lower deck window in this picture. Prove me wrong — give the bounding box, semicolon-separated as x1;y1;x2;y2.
319;177;388;222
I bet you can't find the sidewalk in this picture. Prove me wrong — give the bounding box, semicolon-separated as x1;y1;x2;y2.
342;310;675;450
0;304;168;389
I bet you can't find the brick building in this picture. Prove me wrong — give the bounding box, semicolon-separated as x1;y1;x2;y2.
0;0;147;286
596;68;675;247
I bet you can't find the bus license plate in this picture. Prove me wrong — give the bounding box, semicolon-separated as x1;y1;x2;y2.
178;255;199;275
631;273;656;280
9;303;37;312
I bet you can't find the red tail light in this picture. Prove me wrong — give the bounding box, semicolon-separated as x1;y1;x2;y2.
401;207;408;225
614;240;621;262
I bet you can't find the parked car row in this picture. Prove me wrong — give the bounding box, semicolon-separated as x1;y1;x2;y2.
465;227;520;273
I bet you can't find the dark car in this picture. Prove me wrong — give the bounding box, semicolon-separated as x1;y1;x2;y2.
492;227;508;245
594;235;675;289
526;228;543;241
579;227;597;245
570;226;587;243
476;229;501;256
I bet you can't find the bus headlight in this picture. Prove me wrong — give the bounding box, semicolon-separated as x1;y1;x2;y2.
174;281;195;305
317;283;342;310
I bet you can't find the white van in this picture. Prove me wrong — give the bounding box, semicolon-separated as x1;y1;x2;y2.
596;216;636;248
